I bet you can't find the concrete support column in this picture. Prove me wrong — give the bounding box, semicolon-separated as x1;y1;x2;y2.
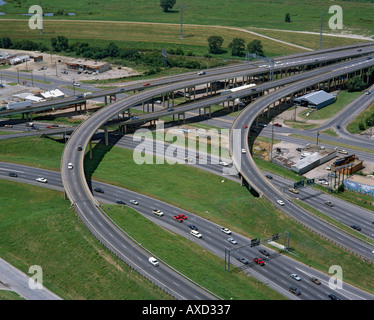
104;126;108;146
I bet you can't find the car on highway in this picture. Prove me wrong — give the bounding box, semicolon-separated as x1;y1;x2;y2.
129;200;139;205
190;230;202;239
227;238;237;245
351;225;361;231
236;257;249;264
68;163;73;169
289;286;301;296
94;187;104;193
338;149;348;154
116;200;126;205
288;188;299;194
188;224;198;231
328;293;340;300
243;125;248;128
167;108;174;112
365;90;371;95
221;227;231;235
152;209;164;217
219;161;229;166
290;273;301;281
259;249;270;257
197;71;206;75
36;177;48;183
148;257;159;266
265;174;273;179
253;258;265;266
258;123;267;127
46;125;54;128
4;124;13;128
77;145;82;151
277;199;285;206
118;88;125;92
310;277;321;285
8;172;18;177
130;116;139;120
176;213;187;220
273;123;282;127
173;215;183;222
76;94;84;99
241;149;246;154
324;201;334;207
73;82;80;87
143;83;151;86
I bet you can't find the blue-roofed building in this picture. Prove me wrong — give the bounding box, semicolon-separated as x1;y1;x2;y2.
294;90;336;110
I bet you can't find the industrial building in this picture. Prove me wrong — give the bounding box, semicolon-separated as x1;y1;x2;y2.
65;59;110;73
294;90;336;110
272;144;337;175
344;175;374;197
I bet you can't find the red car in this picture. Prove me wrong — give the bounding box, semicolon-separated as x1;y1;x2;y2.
173;215;183;222
143;83;151;86
253;258;265;266
176;214;187;220
46;125;54;128
244;125;248;128
273;123;282;127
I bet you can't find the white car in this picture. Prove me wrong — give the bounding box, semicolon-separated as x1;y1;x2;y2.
130;200;139;205
241;149;246;154
227;238;237;245
36;177;47;183
221;227;232;235
148;257;159;267
197;71;206;75
68;163;73;169
219;161;228;167
277;199;285;206
291;273;301;281
190;230;202;239
73;82;80;87
152;209;164;217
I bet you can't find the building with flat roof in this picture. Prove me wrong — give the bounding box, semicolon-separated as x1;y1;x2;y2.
294;90;336;110
65;58;110;73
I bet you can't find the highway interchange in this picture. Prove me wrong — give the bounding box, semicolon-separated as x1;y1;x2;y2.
1;43;374;300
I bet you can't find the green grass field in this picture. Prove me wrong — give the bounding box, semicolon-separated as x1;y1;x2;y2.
1;0;374;36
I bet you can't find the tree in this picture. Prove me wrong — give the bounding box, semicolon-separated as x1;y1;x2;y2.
160;0;176;12
229;38;246;57
105;42;119;57
51;36;69;52
207;35;224;54
0;37;13;49
347;76;366;92
285;13;291;23
247;39;264;57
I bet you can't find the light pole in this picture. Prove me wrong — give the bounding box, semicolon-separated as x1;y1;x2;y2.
316;131;320;145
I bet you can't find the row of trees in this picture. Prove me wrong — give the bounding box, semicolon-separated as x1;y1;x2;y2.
207;36;264;57
0;36;202;71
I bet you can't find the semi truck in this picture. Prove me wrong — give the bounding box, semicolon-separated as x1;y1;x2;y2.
220;83;256;95
6;101;32;110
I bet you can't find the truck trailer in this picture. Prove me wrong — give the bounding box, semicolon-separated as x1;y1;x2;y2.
6;101;32;110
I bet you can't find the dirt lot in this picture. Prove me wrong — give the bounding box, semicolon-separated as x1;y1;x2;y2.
2;49;138;83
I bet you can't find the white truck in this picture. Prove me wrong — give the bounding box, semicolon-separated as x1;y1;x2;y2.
7;101;32;110
83;92;93;98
